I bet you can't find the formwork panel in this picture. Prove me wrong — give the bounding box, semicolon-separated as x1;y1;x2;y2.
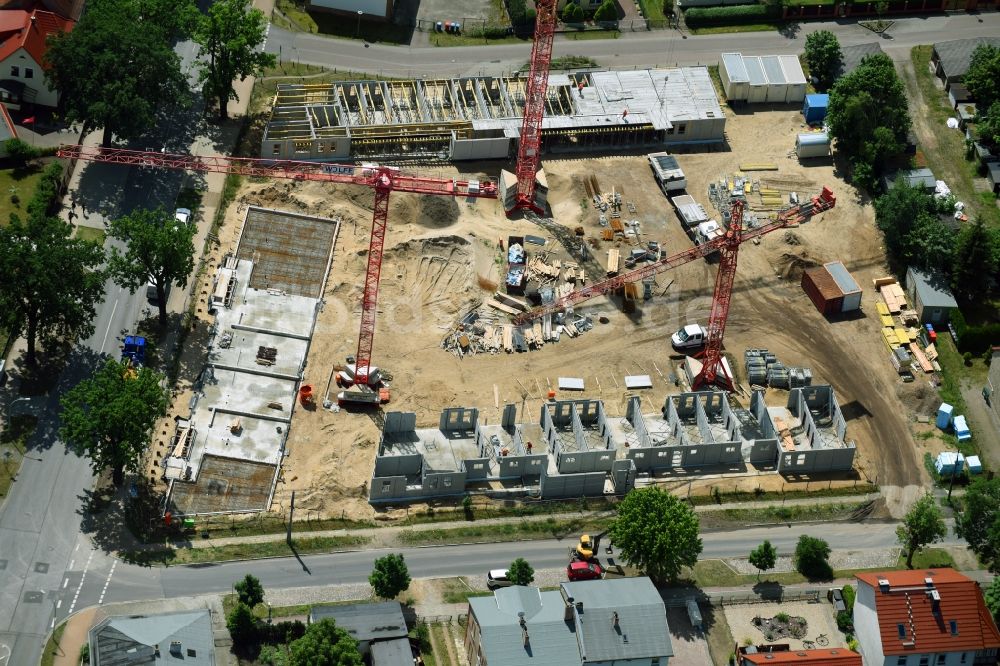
236;207;339;299
168;456;277;514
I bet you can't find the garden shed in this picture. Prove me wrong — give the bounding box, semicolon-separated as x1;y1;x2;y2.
802;94;828;124
906;266;958;324
719;53;749;101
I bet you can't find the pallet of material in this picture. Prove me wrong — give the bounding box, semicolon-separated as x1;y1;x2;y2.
532;322;544;345
740;163;779;171
601;229;614;241
486;298;519;315
495;292;529;311
607;248;620;275
877;281;907;314
610;219;625;233
563;322;578;337
503;325;514;353
773;416;796;452
909;342;934;373
882;327;903;351
875;301;894;327
924;343;938;361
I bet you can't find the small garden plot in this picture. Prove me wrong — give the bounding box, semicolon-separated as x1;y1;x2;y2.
753;613;808;641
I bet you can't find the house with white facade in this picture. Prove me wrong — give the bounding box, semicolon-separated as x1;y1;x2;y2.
0;8;73;108
854;569;1000;666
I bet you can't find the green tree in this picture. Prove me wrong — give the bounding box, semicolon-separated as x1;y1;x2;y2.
896;493;947;569
194;0;275;121
905;215;955;271
985;576;1000;628
44;0;194;143
873;180;935;261
288;619;363;666
965;44;1000;111
608;487;703;583
978;102;1000;147
235;574;265;608
226;602;259;645
748;540;777;581
803;30;842;91
0;213;106;367
60;359;169;485
951;218;997;299
956;475;1000;573
508;557;535;586
561;1;584;22
369;553;411;599
594;0;618;22
827;53;910;189
793;535;832;580
106;208;196;327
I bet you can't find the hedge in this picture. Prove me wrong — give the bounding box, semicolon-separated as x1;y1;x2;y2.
27;161;64;219
683;3;779;26
950;308;1000;354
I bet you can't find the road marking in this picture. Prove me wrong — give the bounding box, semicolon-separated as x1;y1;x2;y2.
100;297;119;352
56;599;62;609
74;543;79;553
68;559;74;570
66;550;95;616
97;560;117;605
49;618;54;630
62;578;69;589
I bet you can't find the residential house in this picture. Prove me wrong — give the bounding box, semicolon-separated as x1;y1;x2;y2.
931;37;1000;91
738;646;863;665
0;102;16;155
0;0;83;20
465;577;674;666
309;601;413;666
834;42;885;80
905;267;959;325
854;569;1000;666
304;0;394;20
88;609;215;666
0;8;74;108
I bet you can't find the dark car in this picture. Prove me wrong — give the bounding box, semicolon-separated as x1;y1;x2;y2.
828;587;846;612
567;561;604;582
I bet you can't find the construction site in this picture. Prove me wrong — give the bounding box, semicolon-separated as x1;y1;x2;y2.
62;2;939;521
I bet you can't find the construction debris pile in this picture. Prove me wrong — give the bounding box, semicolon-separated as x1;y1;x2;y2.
745;348;812;390
442;296;593;356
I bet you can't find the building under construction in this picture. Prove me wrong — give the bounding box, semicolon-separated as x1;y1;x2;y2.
262;67;726;162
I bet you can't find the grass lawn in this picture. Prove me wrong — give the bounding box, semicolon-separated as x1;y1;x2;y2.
0;164;45;226
689;22;782;34
0;415;36;499
73;225;105;245
440;577;495;603
638;0;667;22
121;534;368;566
698;502;868;529
786;0;833;5
934;333;987;457
39;621;66;666
431;33;527;47
691;483;878;506
398;516;612;545
562;29;620;40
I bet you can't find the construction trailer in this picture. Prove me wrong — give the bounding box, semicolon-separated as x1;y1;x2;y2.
262;68;726;162
795;132;831;159
719;53;750;101
719;54;807;104
801;261;862;315
647;152;687;193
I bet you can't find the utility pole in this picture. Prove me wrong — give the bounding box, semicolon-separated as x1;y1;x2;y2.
286;490;295;544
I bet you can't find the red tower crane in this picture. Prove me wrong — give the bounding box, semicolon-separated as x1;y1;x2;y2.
56;145;498;404
509;0;558;215
513;189;836;391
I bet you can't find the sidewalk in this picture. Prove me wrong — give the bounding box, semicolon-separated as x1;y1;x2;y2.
151;493;878;552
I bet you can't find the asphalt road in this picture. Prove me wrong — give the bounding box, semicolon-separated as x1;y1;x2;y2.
264;12;1000;78
0;35;206;666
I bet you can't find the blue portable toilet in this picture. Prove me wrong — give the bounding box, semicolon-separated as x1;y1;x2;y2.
802;94;829;124
953;414;971;441
936;402;953;430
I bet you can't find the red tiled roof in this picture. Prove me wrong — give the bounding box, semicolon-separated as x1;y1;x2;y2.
0;8;74;69
741;648;863;665
856;568;1000;656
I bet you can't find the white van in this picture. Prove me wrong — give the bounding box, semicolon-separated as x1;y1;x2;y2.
486;569;513;589
145;281;158;301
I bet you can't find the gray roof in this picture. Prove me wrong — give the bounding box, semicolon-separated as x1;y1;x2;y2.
932;37;1000;80
309;601;408;643
561;578;673;663
825;261;861;296
370;637;413;666
89;610;215;666
469;587;579;666
907;267;958;309
885;168;936;190
835;42;885;79
988;162;1000;185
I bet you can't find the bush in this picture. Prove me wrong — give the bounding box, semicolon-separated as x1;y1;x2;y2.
594;0;618;21
836;610;854;633
951;308;1000;353
842;584;856;612
27;161;64;219
794;535;833;580
683;4;778;26
4;138;39;163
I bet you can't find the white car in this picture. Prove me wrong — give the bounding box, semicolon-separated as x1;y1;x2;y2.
671;324;708;349
174;207;192;225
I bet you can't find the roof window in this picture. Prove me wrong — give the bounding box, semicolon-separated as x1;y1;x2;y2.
949;620;958;636
897;624;907;638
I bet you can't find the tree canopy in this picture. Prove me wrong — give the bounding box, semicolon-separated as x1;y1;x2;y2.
44;0;194;143
226;602;258;646
107;207;197;326
0;211;106;366
236;574;265;608
827;53;910;191
951;218;997;299
896;494;947;569
288;619;363;666
794;535;832;580
985;577;1000;629
608;487;702;583
60;359;169;485
978;102;1000;147
748;540;777;580
561;1;585;21
965;44;1000;111
194;0;275;120
594;0;618;22
956;475;1000;573
804;30;842;91
369;553;411;599
508;557;535;586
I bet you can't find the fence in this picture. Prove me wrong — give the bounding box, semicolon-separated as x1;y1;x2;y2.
422;614;468;625
663;589;822;608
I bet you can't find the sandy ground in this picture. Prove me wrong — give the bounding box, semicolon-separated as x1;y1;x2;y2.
724;601;844;651
164;103;928;521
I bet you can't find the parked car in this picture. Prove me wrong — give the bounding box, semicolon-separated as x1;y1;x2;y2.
828;587;846;612
487;569;513;589
566;561;604;582
174;207;192;225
